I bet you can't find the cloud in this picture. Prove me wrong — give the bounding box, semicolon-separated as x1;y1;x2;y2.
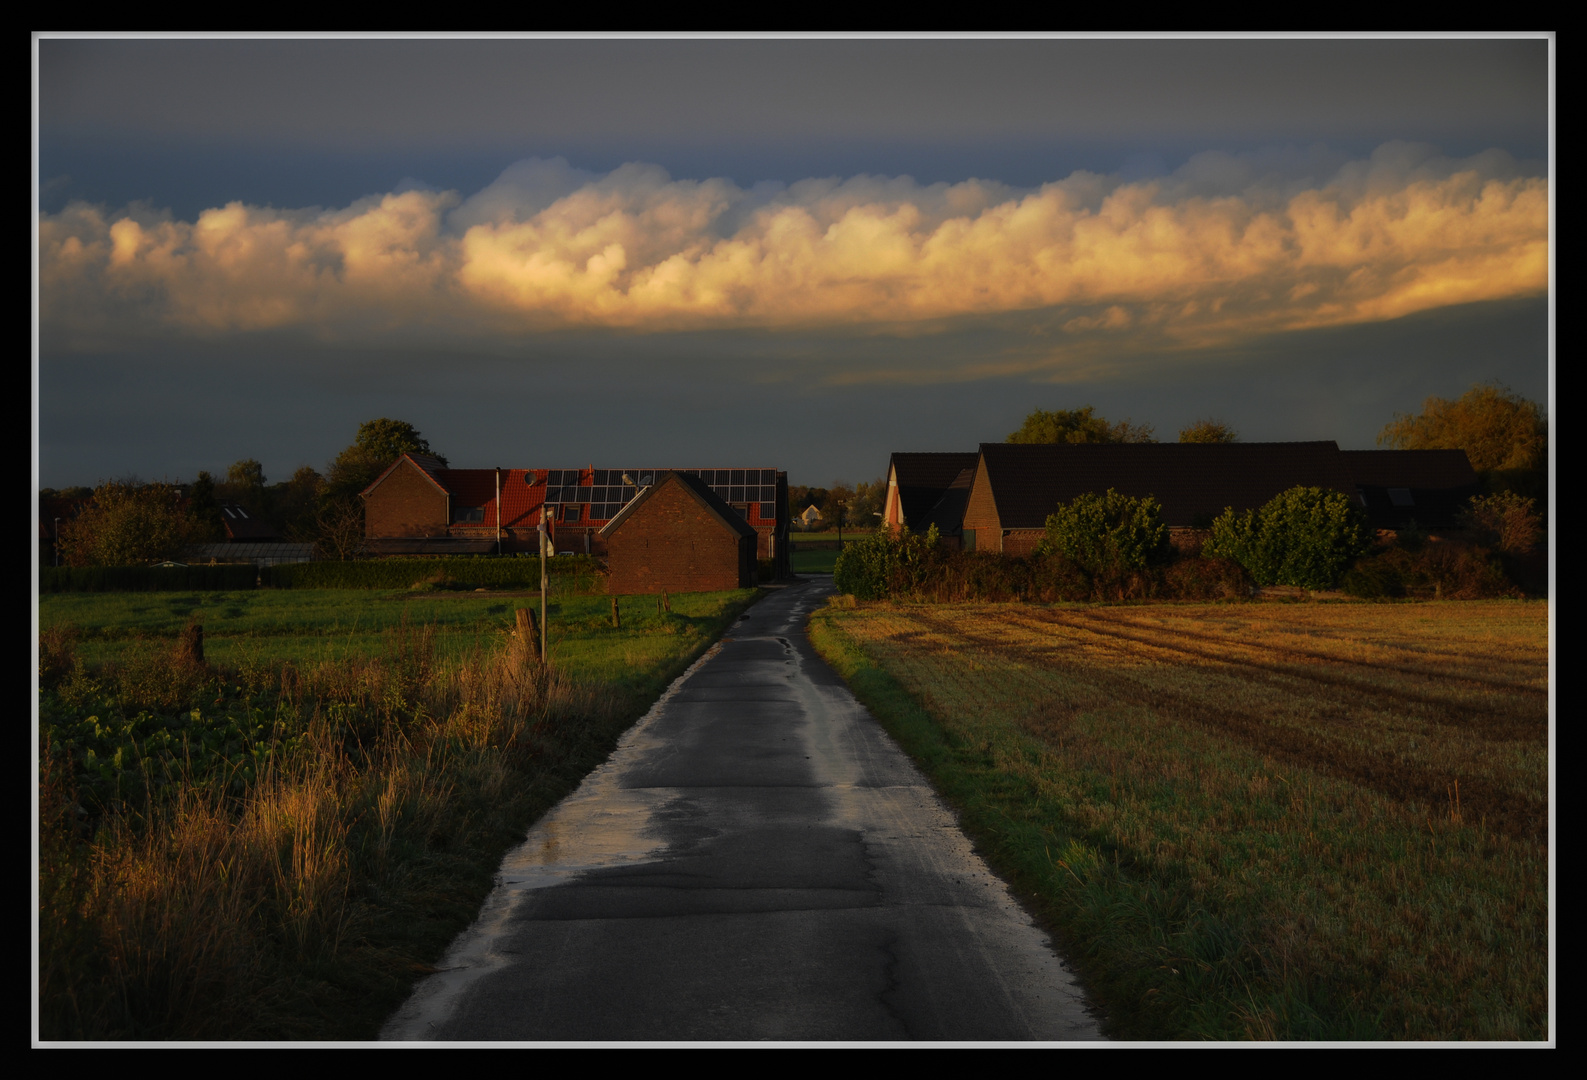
40;144;1546;357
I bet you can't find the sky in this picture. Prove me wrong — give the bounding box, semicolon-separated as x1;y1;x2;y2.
34;34;1553;491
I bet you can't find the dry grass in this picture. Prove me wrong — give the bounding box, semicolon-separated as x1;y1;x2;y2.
39;592;757;1041
811;599;1549;1040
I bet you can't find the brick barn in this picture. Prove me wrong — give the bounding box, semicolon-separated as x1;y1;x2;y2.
360;455;790;574
888;442;1480;556
600;472;758;594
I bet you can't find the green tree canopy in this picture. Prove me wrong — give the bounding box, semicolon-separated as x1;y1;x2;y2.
1178;418;1239;444
187;471;226;542
56;481;196;567
1037;488;1171;577
1203;486;1372;590
352;418;443;464
326;418;446;499
1007;406;1156;445
1377;383;1547;476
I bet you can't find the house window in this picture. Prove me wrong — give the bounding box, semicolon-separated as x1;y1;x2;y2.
563;504;582;523
1388;488;1415;507
454;506;484;523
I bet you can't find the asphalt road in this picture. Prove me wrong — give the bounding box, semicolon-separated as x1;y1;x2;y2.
381;577;1102;1042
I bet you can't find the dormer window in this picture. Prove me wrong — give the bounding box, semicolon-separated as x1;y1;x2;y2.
454;506;485;523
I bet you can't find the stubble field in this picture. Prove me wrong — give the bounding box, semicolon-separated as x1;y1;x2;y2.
808;599;1550;1041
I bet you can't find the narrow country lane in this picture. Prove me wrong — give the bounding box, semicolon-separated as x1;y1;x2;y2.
381;577;1102;1042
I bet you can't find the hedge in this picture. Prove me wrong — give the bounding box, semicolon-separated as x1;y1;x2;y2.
264;556;602;590
40;564;261;593
38;556;605;593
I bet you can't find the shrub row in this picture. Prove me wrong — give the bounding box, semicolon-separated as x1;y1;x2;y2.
1338;543;1520;600
834;528;1252;603
267;556;601;590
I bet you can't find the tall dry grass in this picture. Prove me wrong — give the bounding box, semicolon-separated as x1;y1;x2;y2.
39;620;616;1041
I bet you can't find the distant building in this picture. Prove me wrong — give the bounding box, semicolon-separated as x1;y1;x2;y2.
601;472;759;594
217;501;282;542
361;454;790;576
883;452;980;548
797;504;824;528
886;442;1480;555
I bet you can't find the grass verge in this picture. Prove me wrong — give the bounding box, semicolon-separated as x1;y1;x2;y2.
806;600;1548;1041
38;588;760;1040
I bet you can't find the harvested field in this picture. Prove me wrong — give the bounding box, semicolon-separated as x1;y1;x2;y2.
810;600;1549;1041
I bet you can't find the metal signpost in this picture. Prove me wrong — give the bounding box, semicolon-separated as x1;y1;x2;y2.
538;506;549;665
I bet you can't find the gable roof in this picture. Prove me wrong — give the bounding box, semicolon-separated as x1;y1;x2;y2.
361;453;452;499
975;441;1356;529
889;452;981;531
599;471;757;540
1340;450;1479;490
1341;450;1480;530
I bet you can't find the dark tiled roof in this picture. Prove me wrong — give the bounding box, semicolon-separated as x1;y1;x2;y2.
1340;450;1479;489
920;466;976;535
219;501;281;541
976;442;1356;529
1340;451;1480;530
600;471;757;539
890;452;981;530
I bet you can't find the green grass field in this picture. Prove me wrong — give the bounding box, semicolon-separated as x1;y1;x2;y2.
38;588;750;688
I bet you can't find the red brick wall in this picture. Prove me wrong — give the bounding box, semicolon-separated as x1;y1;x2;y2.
1002;529;1045;556
606;481;754;594
960;457;1001;551
365;461;449;538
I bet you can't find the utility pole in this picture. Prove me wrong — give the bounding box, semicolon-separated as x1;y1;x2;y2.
538;505;549;665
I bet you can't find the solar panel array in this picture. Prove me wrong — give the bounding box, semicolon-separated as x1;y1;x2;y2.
542;468;780;521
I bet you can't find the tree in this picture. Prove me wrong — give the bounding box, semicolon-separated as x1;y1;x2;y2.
187;471;226;542
1178;418;1239;444
326;418;446;500
1007;406;1156;445
56;480;196;567
1377;383;1547;479
1037;489;1170;596
1203;486;1372;590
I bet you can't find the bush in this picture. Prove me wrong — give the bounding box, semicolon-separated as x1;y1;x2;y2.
1038;489;1170;599
1340;543;1516;600
1458;491;1542;556
833;526;939;600
1159;555;1252;600
1204;487;1372;590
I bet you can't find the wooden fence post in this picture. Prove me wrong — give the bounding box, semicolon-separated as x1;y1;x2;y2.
611;596;621;629
179;622;204;666
516;608;542;663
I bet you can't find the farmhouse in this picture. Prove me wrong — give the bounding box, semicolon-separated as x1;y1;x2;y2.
361;454;790;574
882;452;980;548
600;471;759;594
893;442;1482;555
